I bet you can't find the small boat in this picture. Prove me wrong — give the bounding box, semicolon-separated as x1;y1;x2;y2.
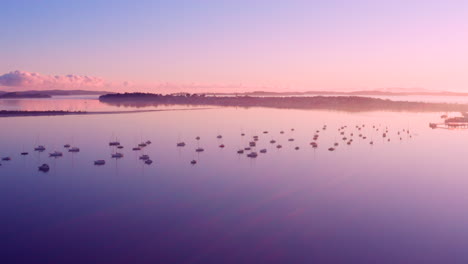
276;145;282;149
112;153;124;158
2;157;11;161
249;142;256;147
38;164;50;172
145;159;153;165
244;147;251;151
219;144;225;148
34;145;46;151
288;138;294;142
139;154;150;160
146;140;152;145
109;141;120;146
190;160;197;165
177;142;186;147
263;131;268;134
132;147;141;151
237;149;244;154
328;147;335;151
295;147;300;150
195;147;204;152
280;131;284;134
259;149;267;153
247;152;258;158
117;145;124;149
138;143;147;147
68;147;80;152
94;160;106;165
195;136;200;140
370;141;374;145
270;140;276;144
241;133;245;136
334;143;339;146
217;135;222;139
21;152;29;156
64;144;71;148
49;151;63;157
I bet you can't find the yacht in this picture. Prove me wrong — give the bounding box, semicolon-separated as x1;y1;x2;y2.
94;160;106;165
195;147;205;152
112;153;124;158
68;147;80;152
247;152;258;158
49;151;63;157
34;145;46;151
38;164;50;172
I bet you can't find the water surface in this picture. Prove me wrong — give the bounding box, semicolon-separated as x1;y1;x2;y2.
1;102;467;263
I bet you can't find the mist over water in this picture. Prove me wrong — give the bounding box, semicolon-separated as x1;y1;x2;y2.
1;98;468;263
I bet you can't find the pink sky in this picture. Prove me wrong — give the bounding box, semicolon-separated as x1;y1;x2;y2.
2;1;468;93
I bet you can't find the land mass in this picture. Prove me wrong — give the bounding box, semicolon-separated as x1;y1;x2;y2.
0;92;51;99
100;92;468;112
0;89;111;97
207;89;468;97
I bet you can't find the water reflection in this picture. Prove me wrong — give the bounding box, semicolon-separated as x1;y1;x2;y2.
1;106;468;263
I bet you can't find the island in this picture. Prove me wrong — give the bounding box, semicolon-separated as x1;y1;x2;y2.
99;92;468;112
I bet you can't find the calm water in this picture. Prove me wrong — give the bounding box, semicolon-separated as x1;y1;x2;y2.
1;99;468;263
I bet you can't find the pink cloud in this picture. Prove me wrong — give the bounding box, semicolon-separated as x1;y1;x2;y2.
0;70;109;90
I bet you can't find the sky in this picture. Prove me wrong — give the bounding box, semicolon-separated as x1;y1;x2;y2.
1;0;468;92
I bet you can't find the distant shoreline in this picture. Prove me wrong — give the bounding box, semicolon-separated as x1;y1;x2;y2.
0;108;214;117
99;93;468;112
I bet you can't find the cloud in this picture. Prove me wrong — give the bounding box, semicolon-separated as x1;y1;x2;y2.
0;70;109;90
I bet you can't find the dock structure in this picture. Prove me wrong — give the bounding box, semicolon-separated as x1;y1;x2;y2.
429;122;468;129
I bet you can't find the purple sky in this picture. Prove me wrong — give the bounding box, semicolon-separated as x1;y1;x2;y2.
1;0;468;92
